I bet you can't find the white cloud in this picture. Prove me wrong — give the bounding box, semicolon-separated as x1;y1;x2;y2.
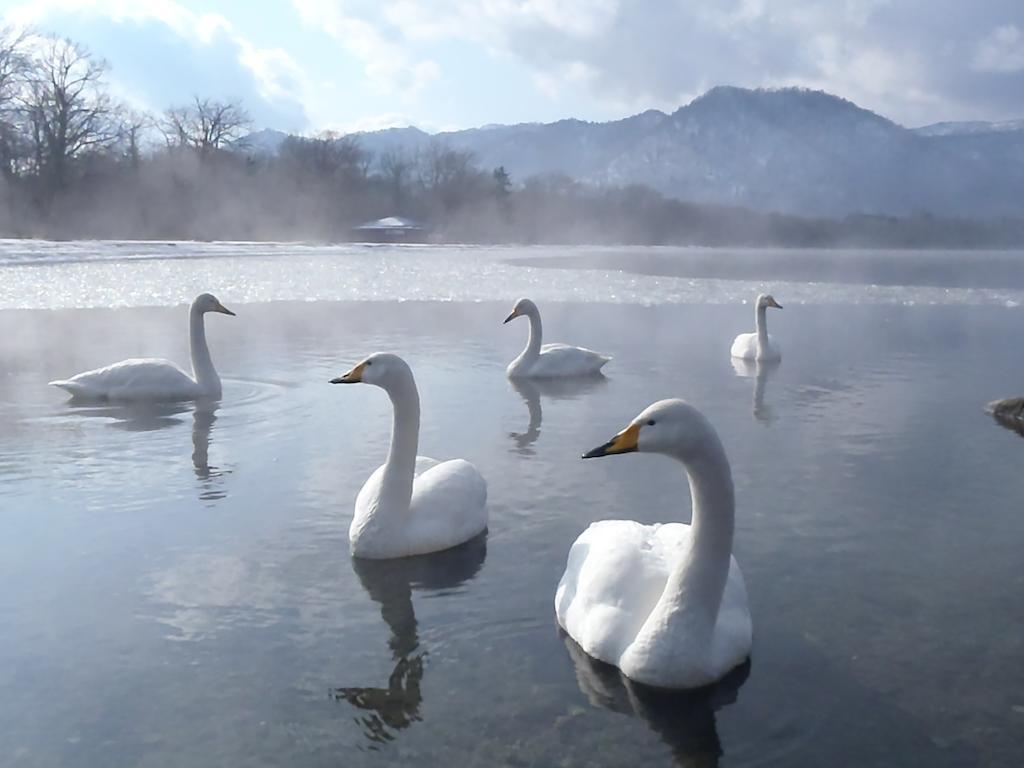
381;0;619;43
3;0;312;130
293;0;439;98
237;43;307;105
367;0;1024;124
5;0;1023;131
973;24;1024;73
532;60;598;100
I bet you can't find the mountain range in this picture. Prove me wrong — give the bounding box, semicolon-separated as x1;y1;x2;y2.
242;87;1024;219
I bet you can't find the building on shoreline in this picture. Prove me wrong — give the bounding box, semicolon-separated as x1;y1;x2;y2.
352;216;428;243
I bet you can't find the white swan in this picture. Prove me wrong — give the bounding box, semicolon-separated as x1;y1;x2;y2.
555;399;752;689
503;298;610;378
730;294;782;362
330;353;488;559
49;293;235;401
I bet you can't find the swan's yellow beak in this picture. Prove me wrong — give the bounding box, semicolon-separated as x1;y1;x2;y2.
582;422;640;458
502;308;519;324
215;302;235;316
330;361;367;384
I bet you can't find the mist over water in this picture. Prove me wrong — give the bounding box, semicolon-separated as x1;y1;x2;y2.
2;244;1024;766
0;241;1023;311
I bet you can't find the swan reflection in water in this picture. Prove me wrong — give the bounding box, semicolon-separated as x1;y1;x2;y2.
67;399;192;432
65;399;230;501
731;358;780;424
509;376;608;454
562;632;749;767
333;534;487;744
191;400;230;501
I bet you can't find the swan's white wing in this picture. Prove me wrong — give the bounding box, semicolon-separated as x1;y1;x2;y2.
351;456;484;558
711;561;752;675
405;458;488;556
729;333;779;361
730;333;757;360
557;521;750;681
354;456;441;513
413;456;441;476
49;358;199;401
527;343;610;377
556;520;679;665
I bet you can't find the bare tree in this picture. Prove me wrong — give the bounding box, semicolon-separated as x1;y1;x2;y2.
115;109;154;168
21;36;118;188
0;26;27;104
162;97;251;154
379;149;412;211
278;133;366;182
416;143;482;212
0;26;29;178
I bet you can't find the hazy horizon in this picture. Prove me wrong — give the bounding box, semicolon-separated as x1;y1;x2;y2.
243;83;1022;140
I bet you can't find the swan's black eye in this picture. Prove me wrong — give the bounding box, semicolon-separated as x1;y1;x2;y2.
646;419;656;426
365;360;372;366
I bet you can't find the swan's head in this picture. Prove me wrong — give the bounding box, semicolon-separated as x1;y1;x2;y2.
583;399;718;460
329;352;412;388
756;293;783;310
192;293;235;316
503;297;538;324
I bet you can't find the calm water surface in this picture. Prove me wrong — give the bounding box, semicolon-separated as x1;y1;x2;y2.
1;244;1023;767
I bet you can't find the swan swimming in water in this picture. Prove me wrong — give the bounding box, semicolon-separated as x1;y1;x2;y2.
330;353;488;559
503;298;610;378
49;293;235;401
556;399;752;689
730;294;783;362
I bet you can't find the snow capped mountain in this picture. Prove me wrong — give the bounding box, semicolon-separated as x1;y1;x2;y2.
234;128;289;155
913;119;1024;137
241;87;1024;218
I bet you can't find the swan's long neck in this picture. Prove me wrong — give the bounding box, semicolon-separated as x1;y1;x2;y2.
379;371;421;516
755;304;769;357
514;308;543;368
656;435;735;643
189;307;221;396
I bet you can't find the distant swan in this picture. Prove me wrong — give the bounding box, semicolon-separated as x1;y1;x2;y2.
503;298;610;378
556;399;752;689
49;293;235;401
730;294;782;362
331;353;488;558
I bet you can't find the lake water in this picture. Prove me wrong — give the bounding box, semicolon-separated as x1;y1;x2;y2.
1;242;1023;767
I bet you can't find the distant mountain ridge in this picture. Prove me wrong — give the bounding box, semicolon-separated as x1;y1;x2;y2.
242;86;1024;218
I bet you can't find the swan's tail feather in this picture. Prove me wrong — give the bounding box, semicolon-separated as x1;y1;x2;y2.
49;379;94;399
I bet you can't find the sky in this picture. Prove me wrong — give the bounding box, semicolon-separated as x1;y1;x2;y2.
2;0;1022;134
